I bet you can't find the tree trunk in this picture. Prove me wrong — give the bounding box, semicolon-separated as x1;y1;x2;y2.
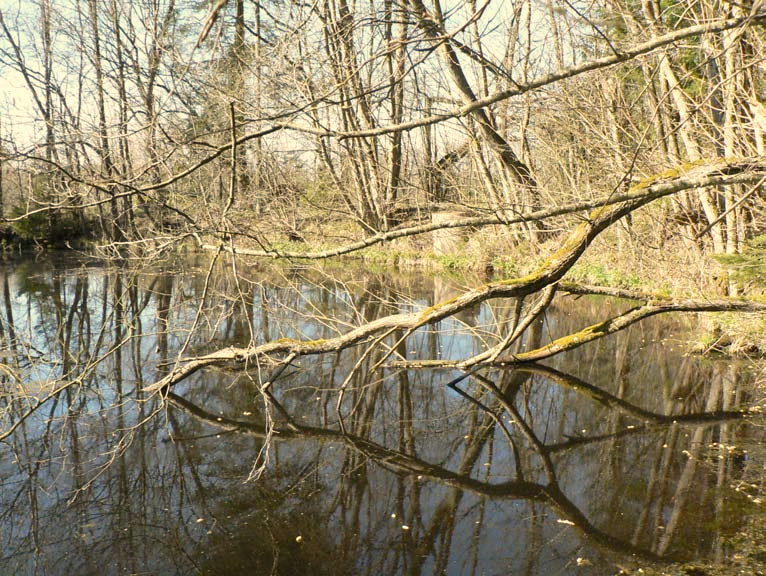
88;0;122;242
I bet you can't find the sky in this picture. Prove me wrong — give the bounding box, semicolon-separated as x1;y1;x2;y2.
0;0;45;149
1;69;42;149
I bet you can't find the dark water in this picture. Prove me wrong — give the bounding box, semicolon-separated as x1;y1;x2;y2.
0;254;764;575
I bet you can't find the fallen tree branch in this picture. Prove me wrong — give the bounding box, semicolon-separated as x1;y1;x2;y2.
509;297;766;363
145;158;766;393
191;156;766;260
391;293;766;369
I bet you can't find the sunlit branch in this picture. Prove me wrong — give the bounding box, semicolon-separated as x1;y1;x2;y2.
509;297;766;364
192;157;766;260
145;158;766;392
393;290;766;369
463;283;557;367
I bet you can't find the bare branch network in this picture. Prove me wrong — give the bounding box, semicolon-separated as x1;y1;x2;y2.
146;157;766;394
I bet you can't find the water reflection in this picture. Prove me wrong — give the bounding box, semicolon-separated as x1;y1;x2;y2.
0;255;763;575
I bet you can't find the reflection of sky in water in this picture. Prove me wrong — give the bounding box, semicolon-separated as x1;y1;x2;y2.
0;257;762;575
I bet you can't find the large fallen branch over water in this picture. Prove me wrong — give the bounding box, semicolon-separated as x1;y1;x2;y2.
145;158;766;394
393;293;766;369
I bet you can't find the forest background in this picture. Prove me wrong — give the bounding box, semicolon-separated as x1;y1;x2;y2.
2;0;766;352
4;2;766;573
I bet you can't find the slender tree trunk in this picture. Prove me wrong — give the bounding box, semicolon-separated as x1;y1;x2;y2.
385;0;407;227
124;0;174;230
320;0;387;230
230;0;249;201
110;0;136;238
88;0;122;242
0;117;3;220
40;0;60;233
629;1;727;253
406;0;543;240
253;0;263;214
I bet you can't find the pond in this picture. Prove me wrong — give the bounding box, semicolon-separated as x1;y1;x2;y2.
0;254;764;575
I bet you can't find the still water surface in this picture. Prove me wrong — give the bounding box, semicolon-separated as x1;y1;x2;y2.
0;254;764;575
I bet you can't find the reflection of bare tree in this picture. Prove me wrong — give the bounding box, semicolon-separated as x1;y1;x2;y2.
1;259;763;574
166;348;756;569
